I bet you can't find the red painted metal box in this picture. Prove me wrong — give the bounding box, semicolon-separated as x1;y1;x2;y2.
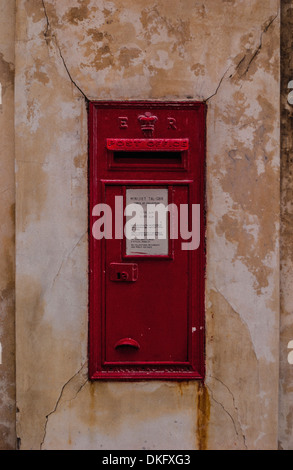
89;101;206;380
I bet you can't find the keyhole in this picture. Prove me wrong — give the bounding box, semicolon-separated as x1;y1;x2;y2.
116;271;128;280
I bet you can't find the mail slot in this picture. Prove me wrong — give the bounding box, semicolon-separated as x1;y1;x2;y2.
89;101;206;380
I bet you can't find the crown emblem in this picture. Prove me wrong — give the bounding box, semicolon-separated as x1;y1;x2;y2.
138;112;158;137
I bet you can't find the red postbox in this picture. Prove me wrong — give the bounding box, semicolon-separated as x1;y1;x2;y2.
89;101;206;380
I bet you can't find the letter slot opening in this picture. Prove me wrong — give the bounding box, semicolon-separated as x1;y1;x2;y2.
113;151;182;165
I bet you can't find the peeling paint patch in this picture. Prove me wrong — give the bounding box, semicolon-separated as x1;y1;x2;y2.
24;0;45;23
63;0;91;25
0;53;14;85
118;47;141;68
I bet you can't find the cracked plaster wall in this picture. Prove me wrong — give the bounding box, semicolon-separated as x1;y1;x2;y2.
14;0;280;450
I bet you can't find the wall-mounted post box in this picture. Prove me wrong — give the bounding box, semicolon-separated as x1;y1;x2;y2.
89;101;206;380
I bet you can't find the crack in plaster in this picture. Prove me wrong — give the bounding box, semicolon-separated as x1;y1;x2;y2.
211;285;258;363
40;362;88;450
206;10;279;102
51;231;87;289
205;383;238;437
235;11;279;77
208;375;247;449
41;0;89;101
205;66;232;102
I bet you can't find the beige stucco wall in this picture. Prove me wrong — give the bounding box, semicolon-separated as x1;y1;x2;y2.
0;0;16;450
14;0;280;450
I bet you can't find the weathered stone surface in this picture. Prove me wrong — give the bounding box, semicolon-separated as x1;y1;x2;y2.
0;0;16;451
13;0;280;449
279;0;293;451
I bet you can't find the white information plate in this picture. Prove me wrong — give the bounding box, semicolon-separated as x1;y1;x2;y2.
125;188;169;256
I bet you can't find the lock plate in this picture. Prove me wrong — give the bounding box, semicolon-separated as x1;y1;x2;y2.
109;263;138;282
